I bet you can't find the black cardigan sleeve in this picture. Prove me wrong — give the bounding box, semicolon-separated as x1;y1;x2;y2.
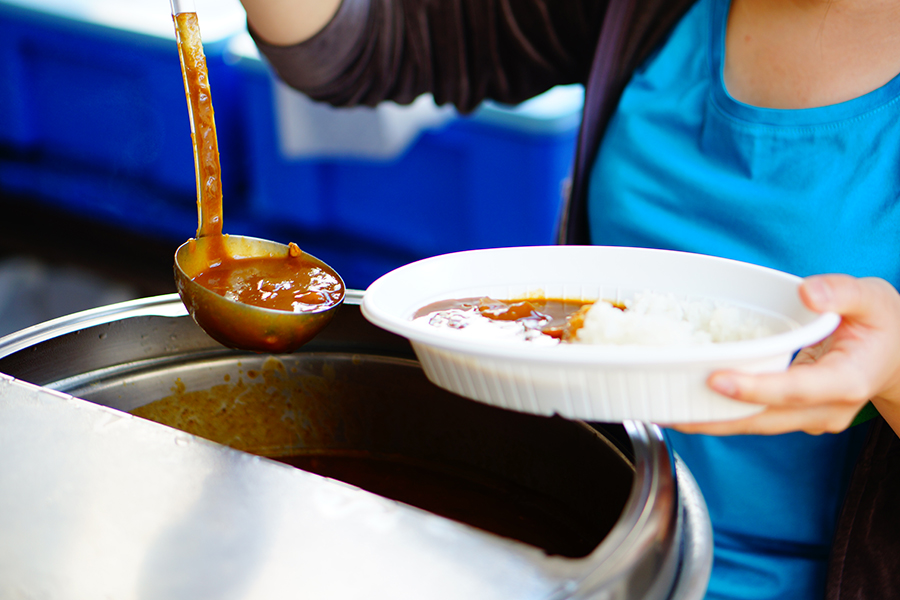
250;0;607;113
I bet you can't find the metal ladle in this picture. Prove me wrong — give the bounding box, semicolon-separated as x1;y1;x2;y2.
170;0;344;354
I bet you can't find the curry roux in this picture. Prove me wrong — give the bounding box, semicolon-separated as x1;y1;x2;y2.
192;243;343;313
132;357;602;557
414;297;619;341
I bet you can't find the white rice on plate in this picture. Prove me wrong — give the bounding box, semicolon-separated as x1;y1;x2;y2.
574;291;773;346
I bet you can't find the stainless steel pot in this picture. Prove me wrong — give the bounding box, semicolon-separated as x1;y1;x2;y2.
0;291;711;600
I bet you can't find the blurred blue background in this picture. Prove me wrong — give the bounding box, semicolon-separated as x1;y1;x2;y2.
0;0;583;333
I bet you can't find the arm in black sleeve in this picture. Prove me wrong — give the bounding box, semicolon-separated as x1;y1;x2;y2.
249;0;606;113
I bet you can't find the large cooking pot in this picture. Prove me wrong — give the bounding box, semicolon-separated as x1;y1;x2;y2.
0;291;711;599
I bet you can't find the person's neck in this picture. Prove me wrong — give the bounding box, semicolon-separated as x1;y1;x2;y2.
724;0;900;109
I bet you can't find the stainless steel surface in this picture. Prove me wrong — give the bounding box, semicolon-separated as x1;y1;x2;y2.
0;375;560;600
0;293;711;599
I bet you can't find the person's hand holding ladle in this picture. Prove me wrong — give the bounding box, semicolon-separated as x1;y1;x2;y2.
170;0;343;353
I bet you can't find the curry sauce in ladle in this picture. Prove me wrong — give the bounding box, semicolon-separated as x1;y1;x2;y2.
171;0;343;353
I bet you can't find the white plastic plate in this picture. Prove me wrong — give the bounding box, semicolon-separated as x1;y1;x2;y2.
361;246;840;423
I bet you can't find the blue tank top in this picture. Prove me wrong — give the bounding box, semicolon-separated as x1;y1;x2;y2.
588;0;900;598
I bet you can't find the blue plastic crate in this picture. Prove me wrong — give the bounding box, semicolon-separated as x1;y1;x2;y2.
0;0;247;242
230;35;583;287
0;2;584;291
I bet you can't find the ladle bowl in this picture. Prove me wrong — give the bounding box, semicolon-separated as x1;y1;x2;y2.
175;234;344;354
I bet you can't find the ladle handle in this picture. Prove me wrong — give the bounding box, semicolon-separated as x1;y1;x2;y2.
170;0;196;15
171;0;224;239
